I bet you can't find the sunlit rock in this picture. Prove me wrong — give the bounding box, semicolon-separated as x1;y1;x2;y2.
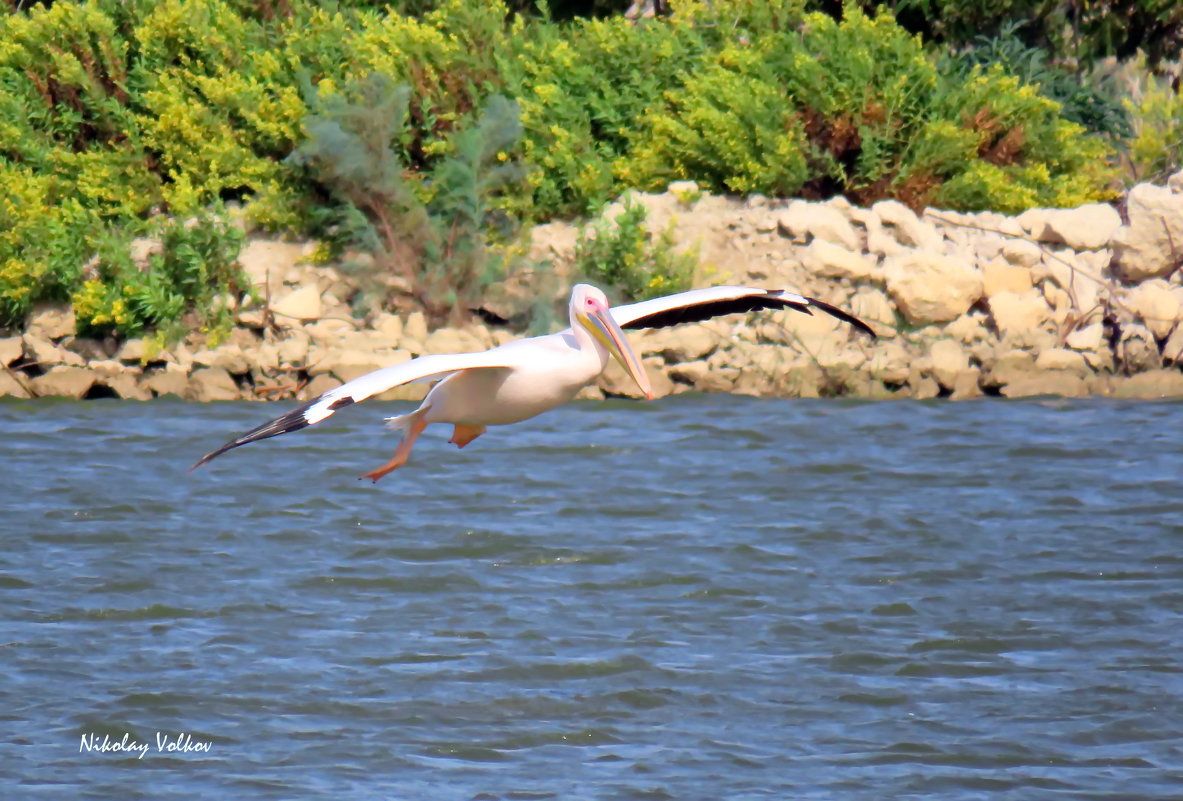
271;285;323;321
1111;183;1183;281
1124;279;1180;339
186;367;240;402
1035;204;1121;251
31;365;95;398
884;249;983;324
25;302;76;340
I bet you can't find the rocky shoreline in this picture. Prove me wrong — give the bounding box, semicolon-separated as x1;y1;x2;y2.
4;173;1183;404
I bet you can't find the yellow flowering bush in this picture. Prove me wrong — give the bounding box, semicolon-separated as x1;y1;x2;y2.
623;7;1116;212
0;0;1125;333
1123;68;1183;184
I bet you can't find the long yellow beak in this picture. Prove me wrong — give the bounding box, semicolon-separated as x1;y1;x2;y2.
586;308;653;400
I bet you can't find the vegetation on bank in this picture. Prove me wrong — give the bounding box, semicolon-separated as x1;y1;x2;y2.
1;0;1179;339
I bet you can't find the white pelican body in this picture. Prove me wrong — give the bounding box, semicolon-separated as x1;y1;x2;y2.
193;284;874;482
420;330;606;428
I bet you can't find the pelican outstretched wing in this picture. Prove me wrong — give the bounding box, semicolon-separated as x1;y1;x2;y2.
609;286;876;338
191;350;514;470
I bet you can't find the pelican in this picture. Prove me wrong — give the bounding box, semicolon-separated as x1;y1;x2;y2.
193;284;874;481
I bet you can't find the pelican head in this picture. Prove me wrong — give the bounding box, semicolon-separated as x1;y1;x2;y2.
571;284;653;400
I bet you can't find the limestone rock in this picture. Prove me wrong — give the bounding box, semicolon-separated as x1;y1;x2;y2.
1066;322;1104;351
277;333;310;366
167;342;195;370
101;372;151;401
194;344;252;375
928;339;970;388
250;342;280;372
668;359;712;388
777;200;860;250
1035;348;1089;373
239;239;315;293
30;365;95;398
1118;322;1161;373
0;336;22;367
404;311;429;343
943;313;990;344
304;318;355;347
982;257;1034;297
987;290;1052;346
908;373;941;399
187;367;240;401
25;303;76;339
599;356;672;399
865;339;911;384
1163;324;1183;363
299;373;343;401
371;312;404;341
142;369;190;398
1110;369;1183;398
850;287;896;330
883;249;983;324
310;348;412;383
0;370;33;398
1124;279;1180;339
638;325;716;363
1016;208;1051;236
1039;249;1103;313
865;214;907;258
874;200;942;249
423;327;484;355
89;359;133;378
1111;183;1183;281
950;369;983;400
1000;239;1043;268
23;333;84;367
1035;204;1121;250
1000;371;1088;398
271;285;323;321
117;338;150;362
801;238;877;280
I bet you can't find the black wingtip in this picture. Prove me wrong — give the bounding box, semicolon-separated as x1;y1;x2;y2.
805;296;878;339
190;399;317;472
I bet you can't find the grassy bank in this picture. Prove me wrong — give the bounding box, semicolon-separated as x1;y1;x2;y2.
1;0;1178;342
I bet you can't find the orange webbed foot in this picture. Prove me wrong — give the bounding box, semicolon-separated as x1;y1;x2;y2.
448;424;486;449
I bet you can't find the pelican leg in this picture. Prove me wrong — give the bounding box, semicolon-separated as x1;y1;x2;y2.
360;414;430;483
449;424;486;449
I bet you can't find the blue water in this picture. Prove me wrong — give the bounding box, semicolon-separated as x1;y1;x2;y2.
2;396;1182;799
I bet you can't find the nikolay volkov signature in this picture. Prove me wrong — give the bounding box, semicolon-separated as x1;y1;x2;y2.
79;731;212;759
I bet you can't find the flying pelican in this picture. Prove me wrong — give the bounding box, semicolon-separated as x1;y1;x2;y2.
193;284;874;481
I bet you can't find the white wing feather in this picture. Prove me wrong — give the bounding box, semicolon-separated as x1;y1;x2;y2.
607;286;810;328
192;348;518;468
303;349;515;424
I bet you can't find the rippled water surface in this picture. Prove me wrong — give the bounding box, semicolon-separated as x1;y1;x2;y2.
3;395;1182;799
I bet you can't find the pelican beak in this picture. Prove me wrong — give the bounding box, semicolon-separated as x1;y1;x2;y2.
586;307;654;400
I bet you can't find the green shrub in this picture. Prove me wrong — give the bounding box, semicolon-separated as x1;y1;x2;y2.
572;196;696;301
623;46;812;195
1123;65;1183;184
0;163;100;328
623;8;1117;212
499;11;713;218
943;22;1131;141
290;75;528;325
71;213;247;340
929;66;1118;211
